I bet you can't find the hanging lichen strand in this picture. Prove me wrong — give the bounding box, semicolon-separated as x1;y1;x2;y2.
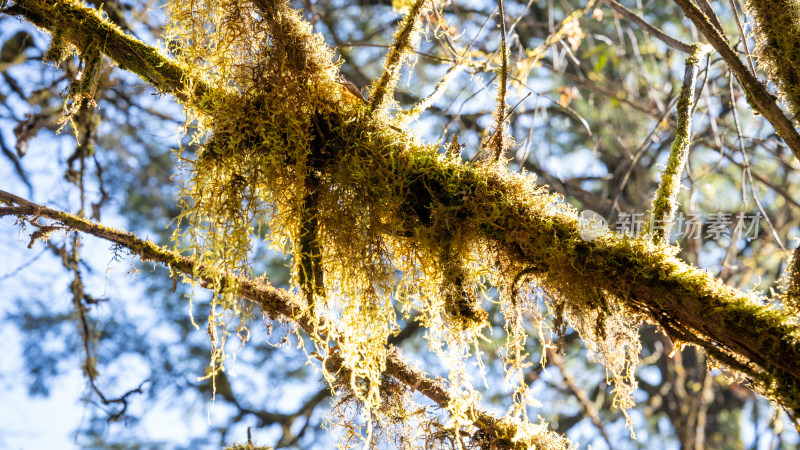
166;0;637;445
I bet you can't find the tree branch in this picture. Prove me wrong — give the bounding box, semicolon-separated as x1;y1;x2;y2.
545;347;613;447
4;0;209;103
491;0;509;162
648;44;711;243
600;0;695;53
368;0;428;114
671;0;800;162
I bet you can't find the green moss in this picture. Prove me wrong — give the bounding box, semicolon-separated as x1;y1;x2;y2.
745;0;800;122
647;45;709;243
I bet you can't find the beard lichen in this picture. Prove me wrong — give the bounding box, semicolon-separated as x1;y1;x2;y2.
164;0;642;445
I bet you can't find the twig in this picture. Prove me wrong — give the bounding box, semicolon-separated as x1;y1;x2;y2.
704;141;800;210
471;92;532;163
727;0;757;75
399;62;465;122
333;41;450;63
517;0;598;80
728;76;786;250
546;348;613;447
461;6;498;59
600;0;694;53
491;0;510;162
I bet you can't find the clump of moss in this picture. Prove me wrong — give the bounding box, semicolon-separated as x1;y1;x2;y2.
43;24;71;66
781;246;800;320
744;0;800;122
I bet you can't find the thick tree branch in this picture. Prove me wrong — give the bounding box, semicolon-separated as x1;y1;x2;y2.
743;0;800;120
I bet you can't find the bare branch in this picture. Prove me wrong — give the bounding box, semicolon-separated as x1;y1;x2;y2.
517;0;598;79
726;0;757;76
369;0;428;114
546;348;613;447
600;0;695;53
696;0;726;36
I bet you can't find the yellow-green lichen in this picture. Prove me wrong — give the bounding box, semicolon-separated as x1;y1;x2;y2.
647;44;710;243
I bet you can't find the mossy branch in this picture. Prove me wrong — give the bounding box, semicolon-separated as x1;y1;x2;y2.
783;246;800;319
672;0;800;162
0;189;568;448
299;176;325;311
330;132;800;416
647;44;711;244
11;0;800;423
368;0;427;114
182;99;800;416
398;62;464;124
5;0;209;104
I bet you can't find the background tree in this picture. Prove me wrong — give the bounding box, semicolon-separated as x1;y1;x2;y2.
1;0;800;448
